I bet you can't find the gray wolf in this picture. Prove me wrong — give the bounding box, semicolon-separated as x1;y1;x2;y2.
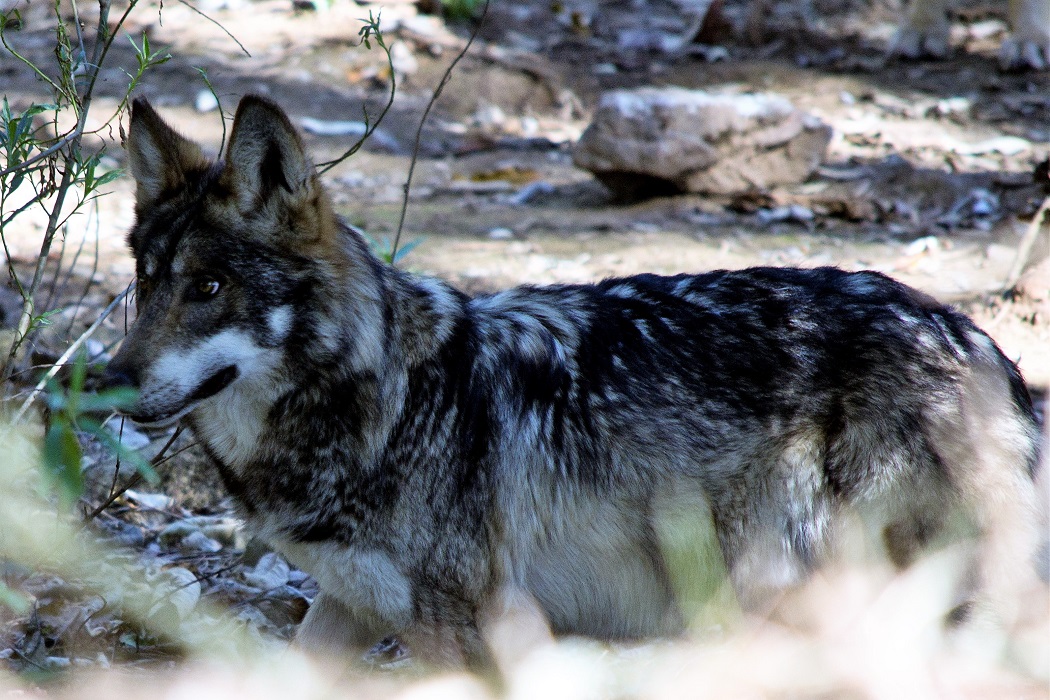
890;0;1049;66
105;95;1041;673
735;0;1049;68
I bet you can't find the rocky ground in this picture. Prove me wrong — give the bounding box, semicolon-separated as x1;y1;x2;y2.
0;0;1047;695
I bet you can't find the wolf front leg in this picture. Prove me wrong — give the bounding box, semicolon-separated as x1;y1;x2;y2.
295;592;390;663
999;0;1050;68
890;0;953;58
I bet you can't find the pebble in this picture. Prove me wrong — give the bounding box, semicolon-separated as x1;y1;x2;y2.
243;552;291;590
757;205;815;224
104;417;151;451
123;489;173;511
488;227;515;240
194;90;220;113
180;530;223;554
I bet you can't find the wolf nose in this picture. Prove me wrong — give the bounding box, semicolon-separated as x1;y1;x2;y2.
100;364;136;391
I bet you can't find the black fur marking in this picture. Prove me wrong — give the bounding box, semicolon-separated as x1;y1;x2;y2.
190;365;238;403
260;141;291;195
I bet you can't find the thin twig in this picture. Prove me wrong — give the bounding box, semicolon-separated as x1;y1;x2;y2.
0;0;128;380
82;427;185;524
174;0;251;57
316;13;397;174
0;131;83;179
2;164;77;382
1002;196;1050;294
391;0;490;263
13;283;134;422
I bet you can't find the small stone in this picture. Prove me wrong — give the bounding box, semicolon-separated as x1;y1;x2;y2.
970;189;998;217
299;117;367;137
904;236;940;256
390;42;419;79
180;530;223;554
756;204;814;224
244;552;291;590
84;339;106;360
104;417;151;451
487;227;514;240
194;90;220;113
123;489;173;511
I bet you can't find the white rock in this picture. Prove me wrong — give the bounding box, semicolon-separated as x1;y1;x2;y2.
123;489;172;511
390;41;419;78
952;136;1030;156
300;117;367;136
244;552;291;590
180;530;223;553
904;236;940;256
194;90;220;113
104;417;151;451
573;88;832;198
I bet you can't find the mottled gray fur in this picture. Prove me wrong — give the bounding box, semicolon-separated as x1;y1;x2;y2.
106;96;1042;672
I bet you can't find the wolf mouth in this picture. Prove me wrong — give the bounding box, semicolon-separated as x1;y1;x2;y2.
127;365;240;427
190;365;239;403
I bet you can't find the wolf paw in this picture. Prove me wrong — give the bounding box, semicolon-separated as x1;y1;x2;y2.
363;635;413;668
1000;0;1050;69
998;35;1050;70
889;19;951;59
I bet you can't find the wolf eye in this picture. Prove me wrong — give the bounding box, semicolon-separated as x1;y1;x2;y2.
193;278;222;299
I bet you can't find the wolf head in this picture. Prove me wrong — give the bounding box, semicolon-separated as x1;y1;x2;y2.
104;96;385;426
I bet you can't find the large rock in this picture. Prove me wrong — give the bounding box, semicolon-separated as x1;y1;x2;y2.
572;88;832;199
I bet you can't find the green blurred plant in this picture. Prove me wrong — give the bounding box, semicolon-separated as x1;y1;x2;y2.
365;233;423;265
442;0;485;21
42;351;157;509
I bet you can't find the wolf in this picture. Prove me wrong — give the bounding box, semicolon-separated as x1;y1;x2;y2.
889;0;1050;66
105;95;1042;672
735;0;1050;68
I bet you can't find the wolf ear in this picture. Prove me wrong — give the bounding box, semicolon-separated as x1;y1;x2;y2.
222;96;315;210
127;99;209;209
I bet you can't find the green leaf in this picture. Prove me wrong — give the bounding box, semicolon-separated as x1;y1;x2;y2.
29;308;62;330
392;238;423;264
77;387;138;414
66;351;89;416
42;421;84;507
92;168;123;188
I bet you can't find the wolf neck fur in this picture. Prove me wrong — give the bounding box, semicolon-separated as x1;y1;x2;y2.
188;243;467;516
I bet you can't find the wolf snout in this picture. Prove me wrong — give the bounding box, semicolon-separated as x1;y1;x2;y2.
99;361;139;393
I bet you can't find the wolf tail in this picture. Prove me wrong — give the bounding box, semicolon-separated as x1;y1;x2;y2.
943;325;1043;627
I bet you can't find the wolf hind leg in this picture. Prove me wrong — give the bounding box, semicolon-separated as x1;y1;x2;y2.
927;342;1041;635
715;435;834;613
882;484;952;570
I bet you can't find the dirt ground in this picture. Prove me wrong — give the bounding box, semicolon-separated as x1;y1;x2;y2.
0;0;1048;692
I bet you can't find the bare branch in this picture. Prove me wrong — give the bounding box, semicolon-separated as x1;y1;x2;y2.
391;0;491;263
